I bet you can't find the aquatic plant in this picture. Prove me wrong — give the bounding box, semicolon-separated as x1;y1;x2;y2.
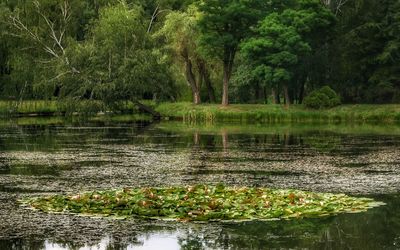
20;185;384;222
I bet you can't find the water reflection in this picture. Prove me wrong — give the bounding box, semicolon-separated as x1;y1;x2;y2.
1;194;399;249
0;118;400;249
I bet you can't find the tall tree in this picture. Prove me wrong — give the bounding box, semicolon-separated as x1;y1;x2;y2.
241;0;334;105
329;0;400;103
57;2;175;105
197;0;270;105
160;7;216;104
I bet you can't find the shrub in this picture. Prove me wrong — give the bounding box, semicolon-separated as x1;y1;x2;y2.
304;86;341;109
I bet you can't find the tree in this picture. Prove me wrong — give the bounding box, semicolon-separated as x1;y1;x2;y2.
6;0;94;100
160;7;216;104
0;3;10;98
197;0;269;106
367;0;400;103
161;9;201;104
241;0;334;105
56;2;175;106
329;0;400;103
5;0;176;113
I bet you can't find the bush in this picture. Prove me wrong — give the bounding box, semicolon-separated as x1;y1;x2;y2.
304;86;341;109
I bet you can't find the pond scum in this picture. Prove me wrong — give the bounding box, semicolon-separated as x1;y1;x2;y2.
20;185;385;222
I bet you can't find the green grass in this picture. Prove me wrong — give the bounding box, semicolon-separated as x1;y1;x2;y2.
0;100;58;115
0;100;137;117
155;102;400;123
2;100;399;124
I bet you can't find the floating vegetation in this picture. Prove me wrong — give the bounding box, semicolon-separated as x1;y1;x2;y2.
20;185;385;222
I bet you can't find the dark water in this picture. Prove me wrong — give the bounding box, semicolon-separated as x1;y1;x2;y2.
0;117;400;250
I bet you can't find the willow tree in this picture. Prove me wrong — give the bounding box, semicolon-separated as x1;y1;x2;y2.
160;7;215;104
57;2;175;108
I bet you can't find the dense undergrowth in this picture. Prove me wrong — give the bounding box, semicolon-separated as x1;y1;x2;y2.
21;185;384;222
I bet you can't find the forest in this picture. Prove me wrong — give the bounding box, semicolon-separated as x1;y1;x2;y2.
1;1;400;248
0;0;399;109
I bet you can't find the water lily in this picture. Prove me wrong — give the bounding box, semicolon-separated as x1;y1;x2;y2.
20;185;385;222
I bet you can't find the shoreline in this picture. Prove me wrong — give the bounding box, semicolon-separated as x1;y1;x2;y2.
155;103;400;123
1;101;400;124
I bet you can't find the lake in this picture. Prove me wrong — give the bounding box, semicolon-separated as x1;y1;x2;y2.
0;117;399;249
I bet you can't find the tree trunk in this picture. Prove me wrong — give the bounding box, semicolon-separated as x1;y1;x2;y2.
283;84;291;106
193;90;201;105
197;60;216;103
134;100;161;119
204;76;216;103
298;80;306;104
183;50;201;105
263;87;267;104
272;88;280;104
254;83;263;103
221;48;236;106
222;62;232;106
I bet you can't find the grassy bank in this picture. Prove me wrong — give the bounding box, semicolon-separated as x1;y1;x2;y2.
0;100;58;115
0;100;135;117
2;101;400;124
155;103;400;123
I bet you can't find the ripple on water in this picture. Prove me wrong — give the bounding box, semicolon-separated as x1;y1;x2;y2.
0;120;400;249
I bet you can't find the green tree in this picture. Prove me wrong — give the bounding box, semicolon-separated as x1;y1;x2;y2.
197;0;271;106
328;0;400;103
241;0;334;105
0;3;10;98
160;7;216;104
56;2;175;107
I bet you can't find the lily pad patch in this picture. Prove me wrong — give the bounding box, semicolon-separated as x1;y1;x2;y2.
20;185;385;222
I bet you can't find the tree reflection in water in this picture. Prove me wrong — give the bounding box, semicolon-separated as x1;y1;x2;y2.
1;194;399;250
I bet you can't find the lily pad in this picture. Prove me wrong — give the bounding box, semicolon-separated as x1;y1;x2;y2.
19;185;385;222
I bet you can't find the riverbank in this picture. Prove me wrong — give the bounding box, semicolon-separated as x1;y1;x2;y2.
0;100;134;117
155;103;400;123
0;100;58;116
1;100;400;123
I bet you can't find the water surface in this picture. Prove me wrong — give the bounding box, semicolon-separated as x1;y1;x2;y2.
0;118;399;249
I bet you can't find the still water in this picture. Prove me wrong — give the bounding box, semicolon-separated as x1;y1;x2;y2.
0;117;399;250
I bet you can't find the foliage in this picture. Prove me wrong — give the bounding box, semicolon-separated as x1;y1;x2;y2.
56;3;176;106
303;86;341;109
197;0;270;105
0;0;399;107
21;185;384;221
241;0;335;104
330;0;400;103
158;7;217;104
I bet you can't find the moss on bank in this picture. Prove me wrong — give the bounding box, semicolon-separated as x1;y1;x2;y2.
155;103;400;123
